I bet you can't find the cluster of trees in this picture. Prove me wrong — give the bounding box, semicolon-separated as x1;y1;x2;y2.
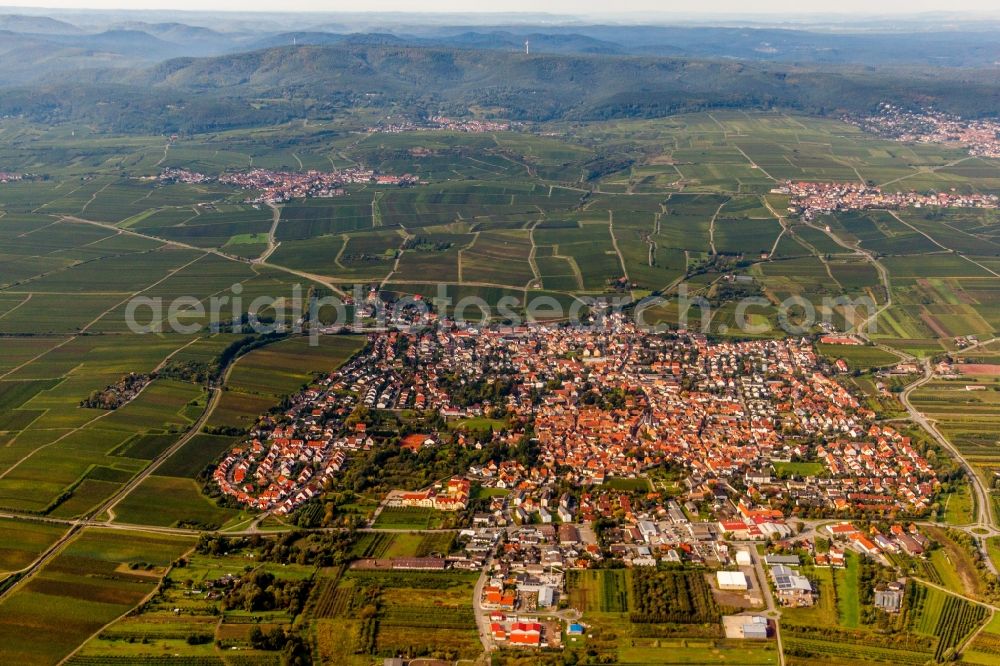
629;569;721;624
79;373;150;410
222;570;311;615
857;554;906;627
330;435;534;497
579;386;640;411
782;623;937;653
402;236;454;251
157;359;214;384
248;626;311;665
941;528;1000;605
217;332;288;373
442;375;516;409
196;531;358;568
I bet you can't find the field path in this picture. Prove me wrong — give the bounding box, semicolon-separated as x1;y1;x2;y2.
457;231;481;284
56;546;196;666
0;336;77;381
887;210;1000;278
734;143;776;181
768;196;893;337
547;245;586;292
154;142;170;167
608;210;632;298
0;331;205;481
60;215;346;297
0;293;32;321
371;190;384;227
879;155;974;188
255;202;282;264
526;219;542;288
79;181;112;215
95;355;238;522
378;231;411;290
333;234;350;271
707;201;726;255
81;252;208;332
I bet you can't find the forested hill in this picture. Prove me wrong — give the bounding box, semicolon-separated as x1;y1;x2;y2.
3;44;999;133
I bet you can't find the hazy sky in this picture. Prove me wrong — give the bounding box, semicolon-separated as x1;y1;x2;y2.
4;0;999;14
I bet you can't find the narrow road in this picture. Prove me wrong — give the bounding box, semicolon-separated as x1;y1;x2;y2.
748;546;785;666
472;550;496;655
96;353;240;521
708;201;726;255
901;359;997;572
608;210;632;300
255;203;282;264
62;215;345;297
887;210;1000;278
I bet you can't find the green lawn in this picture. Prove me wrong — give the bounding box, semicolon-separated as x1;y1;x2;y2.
773;461;825;478
941;479;976;525
836;551;861;628
372;506;444;530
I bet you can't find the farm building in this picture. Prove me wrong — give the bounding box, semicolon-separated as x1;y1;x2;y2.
716;570;749;591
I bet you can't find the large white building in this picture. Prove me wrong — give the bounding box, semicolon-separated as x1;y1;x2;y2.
716;570;749;591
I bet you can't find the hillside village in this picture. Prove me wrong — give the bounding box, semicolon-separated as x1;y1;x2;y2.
775;180;999;221
157;166;420;203
850;104;1000;159
369;116;516;133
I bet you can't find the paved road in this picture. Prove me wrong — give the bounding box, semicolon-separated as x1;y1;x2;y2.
472;550;496;654
900;358;998;573
254;203;282;264
802;215;996;545
97;388;224;521
746;545;785;666
0;357;240;602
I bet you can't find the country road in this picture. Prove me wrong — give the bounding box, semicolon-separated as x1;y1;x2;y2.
747;543;785;666
472;551;496;655
900;358;998;573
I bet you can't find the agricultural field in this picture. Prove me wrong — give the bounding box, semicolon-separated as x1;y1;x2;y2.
70;540;318;665
779;539;995;666
201;334;364;434
311;568;481;663
4;112;998;346
371;506;446;530
909;584;991;662
909;375;1000;486
0;518;68;576
816;343;901;371
565;568;777;664
964;609;1000;665
0;528;194;665
108;334;365;528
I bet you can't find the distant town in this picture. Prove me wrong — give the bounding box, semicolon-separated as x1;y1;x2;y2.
369;116;517;133
157;167;420;204
849;104;1000;159
775;180;999;220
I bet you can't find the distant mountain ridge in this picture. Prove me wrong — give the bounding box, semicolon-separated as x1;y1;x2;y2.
0;42;995;135
0;13;81;35
0;11;997;134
